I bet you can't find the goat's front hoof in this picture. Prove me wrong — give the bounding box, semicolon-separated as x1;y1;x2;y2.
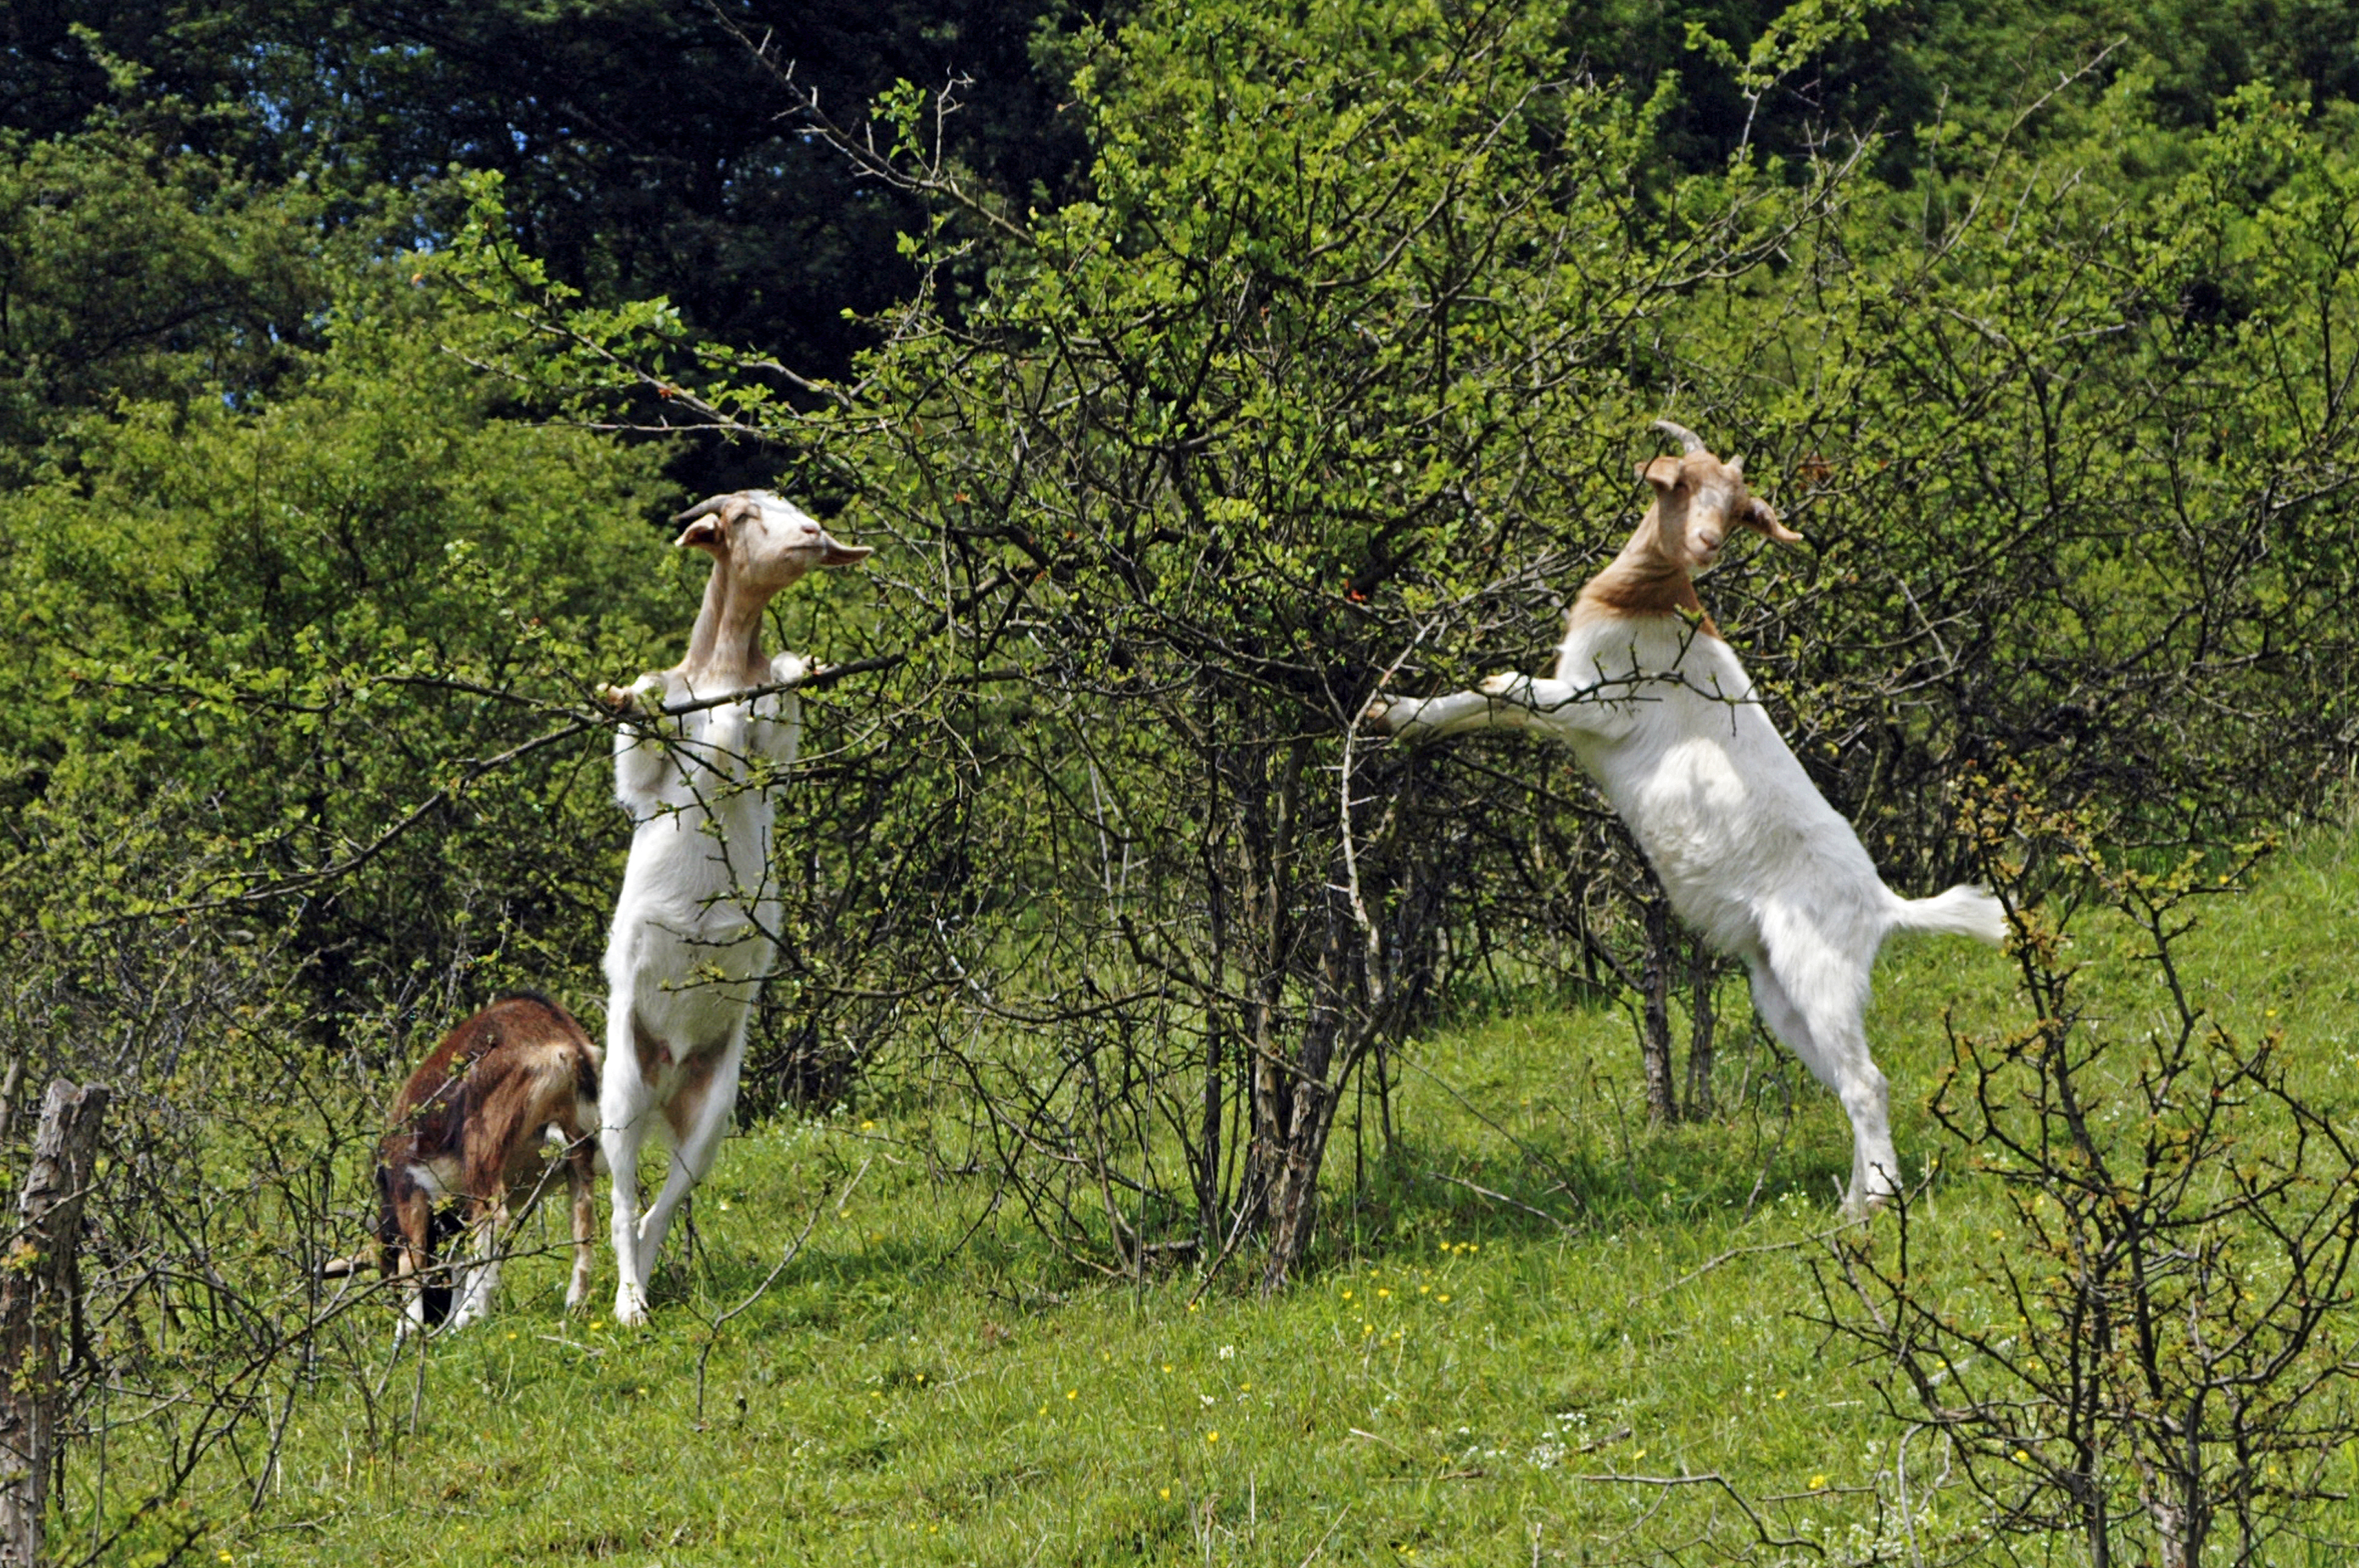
612;1287;651;1328
1369;697;1430;739
599;674;666;713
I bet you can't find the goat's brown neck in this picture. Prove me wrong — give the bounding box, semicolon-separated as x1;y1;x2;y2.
1570;511;1721;640
678;557;772;685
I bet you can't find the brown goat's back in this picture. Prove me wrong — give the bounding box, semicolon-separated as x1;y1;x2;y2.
367;992;602;1329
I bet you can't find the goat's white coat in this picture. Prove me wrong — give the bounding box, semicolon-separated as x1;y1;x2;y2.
601;659;802;1322
1378;440;2001;1210
599;490;863;1324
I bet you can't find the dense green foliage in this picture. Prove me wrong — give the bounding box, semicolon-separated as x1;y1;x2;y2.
2;227;684;1006
7;0;1098;492
7;0;2359;1559
466;0;2359;1287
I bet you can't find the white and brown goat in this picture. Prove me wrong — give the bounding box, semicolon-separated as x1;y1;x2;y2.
325;992;602;1333
1372;423;2004;1212
598;490;869;1326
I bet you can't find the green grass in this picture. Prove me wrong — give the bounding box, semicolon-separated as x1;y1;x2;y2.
140;830;2359;1566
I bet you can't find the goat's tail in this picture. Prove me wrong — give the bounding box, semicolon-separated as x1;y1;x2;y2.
1888;884;2008;945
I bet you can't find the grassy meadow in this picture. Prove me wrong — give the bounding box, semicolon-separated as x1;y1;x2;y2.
163;829;2359;1567
24;5;2359;1564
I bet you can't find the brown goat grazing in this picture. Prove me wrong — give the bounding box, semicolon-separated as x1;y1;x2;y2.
326;993;602;1334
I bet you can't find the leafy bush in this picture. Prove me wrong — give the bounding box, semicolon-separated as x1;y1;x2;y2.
1816;784;2359;1566
450;0;2359;1287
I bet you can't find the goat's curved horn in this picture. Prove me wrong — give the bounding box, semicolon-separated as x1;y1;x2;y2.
1652;419;1707;456
669;494;733;527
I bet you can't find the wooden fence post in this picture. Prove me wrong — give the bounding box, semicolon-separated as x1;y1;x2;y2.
0;1080;109;1568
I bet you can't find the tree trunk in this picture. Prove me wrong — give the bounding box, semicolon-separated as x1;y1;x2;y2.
1245;982;1286;1232
0;1057;24;1152
1259;1072;1336;1292
0;1080;109;1568
1198;1022;1224;1254
1238;738;1307;1237
1260;871;1392;1294
1637;884;1678;1125
1684;946;1718;1120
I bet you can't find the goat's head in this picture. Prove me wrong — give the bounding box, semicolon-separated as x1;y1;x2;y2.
671;491;871;594
1635;421;1802;572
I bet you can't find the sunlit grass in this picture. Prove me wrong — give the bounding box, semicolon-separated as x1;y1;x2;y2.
163;830;2359;1566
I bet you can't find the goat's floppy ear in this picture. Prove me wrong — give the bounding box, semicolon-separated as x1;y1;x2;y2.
1635;455;1684;492
1744;496;1805;545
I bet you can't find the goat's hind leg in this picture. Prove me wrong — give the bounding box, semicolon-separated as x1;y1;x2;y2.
636;1039;742;1279
601;1013;661;1327
1747;955;1899;1216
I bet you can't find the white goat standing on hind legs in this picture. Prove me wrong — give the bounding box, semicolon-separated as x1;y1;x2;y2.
597;491;870;1326
1370;422;2004;1214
